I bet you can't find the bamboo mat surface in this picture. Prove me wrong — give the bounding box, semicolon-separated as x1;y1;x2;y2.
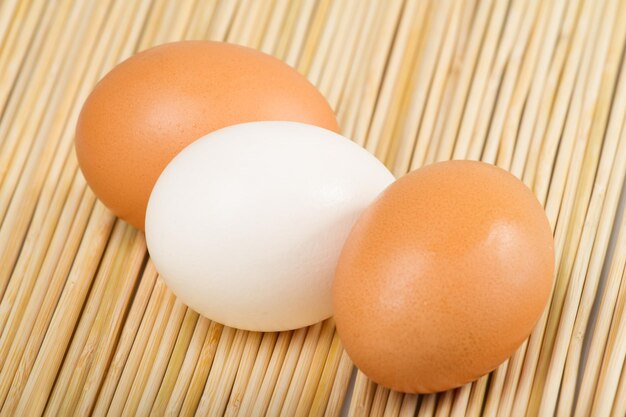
0;0;625;416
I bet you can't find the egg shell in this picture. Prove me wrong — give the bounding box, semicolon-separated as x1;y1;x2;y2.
332;160;554;393
145;121;394;332
75;41;339;230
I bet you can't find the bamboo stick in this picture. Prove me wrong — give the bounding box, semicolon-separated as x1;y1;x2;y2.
589;213;626;416
0;2;624;417
44;227;142;416
161;317;211;416
6;203;115;417
90;261;158;416
178;321;224;416
145;308;200;415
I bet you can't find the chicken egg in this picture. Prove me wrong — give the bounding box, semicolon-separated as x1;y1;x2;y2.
76;41;338;230
145;121;394;332
333;160;554;393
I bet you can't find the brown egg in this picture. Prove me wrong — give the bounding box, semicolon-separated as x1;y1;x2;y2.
75;41;339;230
332;160;554;393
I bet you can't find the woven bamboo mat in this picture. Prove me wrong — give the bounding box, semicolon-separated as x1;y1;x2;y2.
0;0;625;415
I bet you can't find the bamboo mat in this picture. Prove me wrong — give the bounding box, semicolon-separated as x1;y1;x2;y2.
0;0;625;416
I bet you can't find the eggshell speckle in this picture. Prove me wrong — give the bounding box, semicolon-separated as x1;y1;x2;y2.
145;121;394;332
76;41;339;230
333;160;554;393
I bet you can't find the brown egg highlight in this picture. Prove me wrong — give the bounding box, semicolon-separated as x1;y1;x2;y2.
332;160;554;394
75;41;339;230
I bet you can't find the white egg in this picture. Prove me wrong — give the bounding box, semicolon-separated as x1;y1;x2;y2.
145;121;394;331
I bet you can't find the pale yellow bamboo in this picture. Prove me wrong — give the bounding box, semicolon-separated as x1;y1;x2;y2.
178;321;224;416
122;297;187;416
107;285;175;416
450;385;471;417
369;385;390;417
0;0;92;292
162;317;211;416
393;0;457;175
382;390;403;416
225;331;269;416
416;394;435;417
306;0;343;86
453;0;527;163
589;215;626;416
0;2;624;417
222;331;263;416
465;376;488;417
347;371;376;416
367;0;429;161
183;0;217;39
337;0;387;133
259;0;290;54
323;350;353;417
510;0;569;177
612;364;626;416
45;227;142;416
434;390;453;417
317;0;362;106
0;181;93;407
90;262;159;416
409;0;471;169
199;329;248;416
0;0;22;53
265;323;321;416
148;309;200;415
293;319;336;415
432;0;496;162
352;0;404;145
283;0;317;67
577;101;626;407
295;0;332;74
308;332;344;417
6;203;115;417
248;330;293;416
0;0;47;118
482;0;542;166
273;0;302;59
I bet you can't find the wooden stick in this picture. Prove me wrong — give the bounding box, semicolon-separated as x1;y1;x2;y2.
347;370;376;416
122;296;187;416
293;319;336;416
107;284;175;416
323;350;354;417
307;331;345;417
232;331;278;417
7;203;115;417
178;321;224;416
199;329;248;416
392;0;456;175
44;226;141;416
223;331;263;416
0;184;94;408
162;317;211;416
248;330;293;416
589;214;626;416
148;309;200;415
90;261;159;416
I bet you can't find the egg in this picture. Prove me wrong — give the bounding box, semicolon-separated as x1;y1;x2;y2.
145;121;394;332
332;160;554;393
75;41;338;230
